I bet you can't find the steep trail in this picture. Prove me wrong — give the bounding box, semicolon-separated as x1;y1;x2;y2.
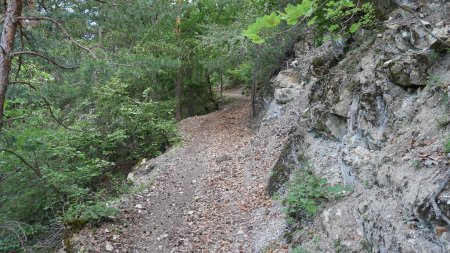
73;89;288;252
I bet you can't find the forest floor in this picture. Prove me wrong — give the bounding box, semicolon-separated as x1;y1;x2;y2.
72;89;288;252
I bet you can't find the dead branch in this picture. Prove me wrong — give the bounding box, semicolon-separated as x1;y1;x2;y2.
429;169;450;225
0;221;33;249
16;16;99;59
10;51;77;69
393;0;450;48
15;23;26;79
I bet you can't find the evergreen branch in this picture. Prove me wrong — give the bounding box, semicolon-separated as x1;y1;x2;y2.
9;80;37;89
16;16;99;59
41;97;81;132
10;51;77;69
9;80;82;132
2;115;30;123
0;148;42;178
0;167;23;183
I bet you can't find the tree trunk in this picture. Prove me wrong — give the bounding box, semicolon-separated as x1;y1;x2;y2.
175;0;183;121
251;70;258;118
0;0;23;130
175;72;182;120
219;71;224;108
187;84;194;116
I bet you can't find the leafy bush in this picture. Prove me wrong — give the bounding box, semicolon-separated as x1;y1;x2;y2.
62;202;117;229
0;77;179;248
227;62;253;87
283;166;350;218
243;0;375;44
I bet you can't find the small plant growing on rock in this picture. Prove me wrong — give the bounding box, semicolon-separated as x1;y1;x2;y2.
411;159;420;170
283;165;351;219
291;246;310;253
444;135;450;154
426;74;445;88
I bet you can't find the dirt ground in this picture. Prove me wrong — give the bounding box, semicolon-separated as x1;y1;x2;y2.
71;89;288;253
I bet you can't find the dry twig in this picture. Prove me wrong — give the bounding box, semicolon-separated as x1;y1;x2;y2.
428;169;450;225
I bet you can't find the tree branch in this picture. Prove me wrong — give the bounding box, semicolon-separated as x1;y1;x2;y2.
0;167;23;183
0;148;42;178
10;51;77;69
393;0;450;48
41;97;81;132
9;81;82;132
16;16;99;59
2;115;30;123
428;169;450;225
9;80;37;89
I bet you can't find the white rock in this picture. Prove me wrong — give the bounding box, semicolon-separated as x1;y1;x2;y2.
126;172;135;183
105;243;114;252
135;204;143;209
420;20;430;26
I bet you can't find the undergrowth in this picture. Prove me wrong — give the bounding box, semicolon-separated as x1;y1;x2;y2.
283;164;351;220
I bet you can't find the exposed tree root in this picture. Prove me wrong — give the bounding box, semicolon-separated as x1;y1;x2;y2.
428;169;450;226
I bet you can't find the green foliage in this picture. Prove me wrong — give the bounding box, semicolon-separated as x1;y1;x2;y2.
283;166;350;218
444;135;450;154
227;62;253;87
63;202;117;229
242;13;282;44
291;246;311;253
1;0;279;250
426;74;445;87
334;239;351;253
243;0;375;44
0;222;36;252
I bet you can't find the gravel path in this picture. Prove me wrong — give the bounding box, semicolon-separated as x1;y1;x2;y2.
73;90;290;253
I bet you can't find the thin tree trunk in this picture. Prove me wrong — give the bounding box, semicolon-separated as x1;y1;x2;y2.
187;84;194;116
0;0;23;130
219;72;224;107
175;72;182;120
251;70;258;118
175;0;183;121
206;74;214;102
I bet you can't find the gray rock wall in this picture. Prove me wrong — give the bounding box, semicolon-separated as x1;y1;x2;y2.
264;1;450;252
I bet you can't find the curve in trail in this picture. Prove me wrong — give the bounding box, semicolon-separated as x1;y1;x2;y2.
73;89;291;253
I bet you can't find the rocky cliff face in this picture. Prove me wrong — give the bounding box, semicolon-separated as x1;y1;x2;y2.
264;1;450;252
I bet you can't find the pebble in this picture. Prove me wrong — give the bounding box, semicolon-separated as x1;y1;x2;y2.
105;243;114;252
